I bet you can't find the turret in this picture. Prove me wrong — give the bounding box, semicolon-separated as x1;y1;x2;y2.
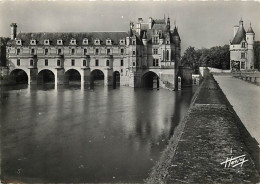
246;23;255;69
167;17;170;30
246;23;255;45
173;26;180;46
10;23;17;40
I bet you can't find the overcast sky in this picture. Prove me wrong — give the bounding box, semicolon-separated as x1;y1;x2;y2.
0;0;259;53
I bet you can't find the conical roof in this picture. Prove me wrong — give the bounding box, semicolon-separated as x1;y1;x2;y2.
247;23;255;34
231;24;246;44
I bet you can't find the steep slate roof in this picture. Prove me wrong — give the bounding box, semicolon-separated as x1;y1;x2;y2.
231;25;246;44
7;32;128;46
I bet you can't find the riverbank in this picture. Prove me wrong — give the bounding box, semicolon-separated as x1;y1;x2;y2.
146;70;260;183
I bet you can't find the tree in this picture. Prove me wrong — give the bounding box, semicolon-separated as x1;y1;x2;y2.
0;37;10;67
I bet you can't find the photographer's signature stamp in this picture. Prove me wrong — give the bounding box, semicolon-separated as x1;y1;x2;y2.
220;149;248;168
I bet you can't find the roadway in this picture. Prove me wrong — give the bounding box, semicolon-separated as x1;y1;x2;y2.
214;75;260;145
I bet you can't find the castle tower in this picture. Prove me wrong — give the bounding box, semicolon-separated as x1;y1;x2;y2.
10;23;17;40
246;23;255;69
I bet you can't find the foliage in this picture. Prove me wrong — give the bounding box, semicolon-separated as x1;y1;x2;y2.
0;37;10;67
181;45;230;72
254;41;260;70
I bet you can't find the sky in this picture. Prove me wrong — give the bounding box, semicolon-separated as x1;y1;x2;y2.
0;0;259;54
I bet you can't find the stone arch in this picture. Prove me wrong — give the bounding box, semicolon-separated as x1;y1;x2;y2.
10;69;29;84
64;69;81;85
37;69;55;84
113;71;120;87
142;71;160;89
90;69;105;88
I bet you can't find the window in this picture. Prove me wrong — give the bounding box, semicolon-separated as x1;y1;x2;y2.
106;60;110;66
17;48;20;55
107;49;111;55
31;48;35;55
120;40;125;45
83;60;86;66
241;61;245;69
120;60;124;66
166;50;169;60
242;42;246;48
241;53;245;59
95;59;99;66
133;51;135;55
153;49;158;55
45;59;48;66
44;49;48;55
166;40;169;44
30;60;33;66
57;60;61;66
95;40;100;45
106;40;111;45
58;48;62;55
71;59;75;66
17;59;20;66
95;48;99;55
133;40;136;45
71;48;75;55
83;49;87;55
121;48;124;54
121;69;123;75
133;62;135;66
153;59;159;66
153;37;158;44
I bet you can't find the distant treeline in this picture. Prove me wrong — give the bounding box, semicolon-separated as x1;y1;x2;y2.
181;45;230;73
182;44;260;73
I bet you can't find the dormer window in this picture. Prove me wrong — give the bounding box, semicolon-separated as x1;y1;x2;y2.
57;40;63;45
106;39;112;45
30;40;36;45
70;39;76;45
44;40;50;45
166;40;170;44
120;40;125;45
16;39;22;45
132;40;136;45
83;38;88;45
95;39;100;45
241;42;246;48
153;36;159;44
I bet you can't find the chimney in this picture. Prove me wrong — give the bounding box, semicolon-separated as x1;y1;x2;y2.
149;17;153;29
10;23;17;40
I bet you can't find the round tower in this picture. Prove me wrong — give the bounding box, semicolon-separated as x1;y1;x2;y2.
246;23;255;69
10;23;17;40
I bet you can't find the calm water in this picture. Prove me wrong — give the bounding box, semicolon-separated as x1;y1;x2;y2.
0;84;196;183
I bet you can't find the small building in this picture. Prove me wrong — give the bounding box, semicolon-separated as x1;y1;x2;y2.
230;19;255;71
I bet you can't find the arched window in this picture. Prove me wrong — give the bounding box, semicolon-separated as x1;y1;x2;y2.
163;50;165;61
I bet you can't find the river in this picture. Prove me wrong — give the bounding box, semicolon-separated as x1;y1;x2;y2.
0;84;196;183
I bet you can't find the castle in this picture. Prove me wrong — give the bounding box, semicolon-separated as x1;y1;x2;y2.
230;19;255;71
5;16;181;89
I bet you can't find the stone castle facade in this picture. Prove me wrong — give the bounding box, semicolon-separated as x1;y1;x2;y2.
5;17;181;89
230;19;255;71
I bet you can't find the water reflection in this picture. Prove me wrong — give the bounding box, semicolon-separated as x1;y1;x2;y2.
1;85;196;183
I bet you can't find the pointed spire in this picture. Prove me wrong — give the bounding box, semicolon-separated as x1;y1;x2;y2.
247;22;255;34
129;21;134;37
239;17;243;26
